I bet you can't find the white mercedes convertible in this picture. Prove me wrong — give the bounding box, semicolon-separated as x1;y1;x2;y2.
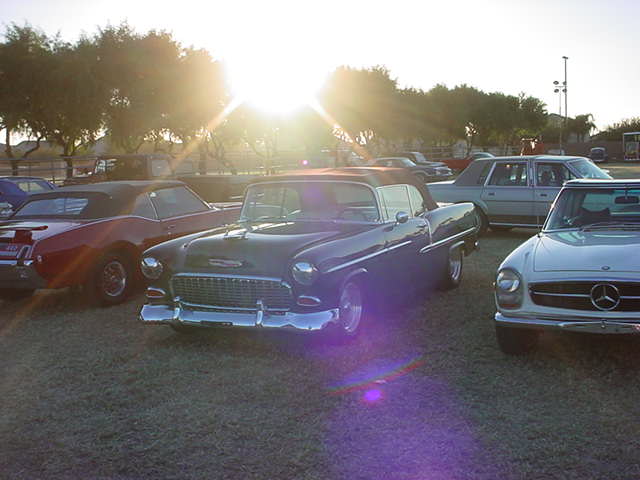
494;179;640;354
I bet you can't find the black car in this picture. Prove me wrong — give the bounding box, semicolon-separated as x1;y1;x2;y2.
370;157;452;183
138;168;478;339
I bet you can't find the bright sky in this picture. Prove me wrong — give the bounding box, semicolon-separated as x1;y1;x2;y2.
1;0;638;131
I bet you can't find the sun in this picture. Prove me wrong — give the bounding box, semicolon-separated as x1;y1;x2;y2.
225;55;325;114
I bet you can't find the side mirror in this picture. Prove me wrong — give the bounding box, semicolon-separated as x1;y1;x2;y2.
395;211;409;224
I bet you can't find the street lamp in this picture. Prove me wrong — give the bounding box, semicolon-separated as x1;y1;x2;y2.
553;56;569;150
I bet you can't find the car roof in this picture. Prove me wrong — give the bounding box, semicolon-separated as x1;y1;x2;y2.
564;179;640;188
489;155;586;162
250;167;438;210
48;180;184;196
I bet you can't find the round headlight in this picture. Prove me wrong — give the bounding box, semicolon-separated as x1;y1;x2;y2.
141;257;163;280
292;261;319;286
495;268;523;309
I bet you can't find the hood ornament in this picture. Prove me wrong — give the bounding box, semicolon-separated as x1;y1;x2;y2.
208;259;243;268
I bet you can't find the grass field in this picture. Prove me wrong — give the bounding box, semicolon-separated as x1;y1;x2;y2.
2;163;640;480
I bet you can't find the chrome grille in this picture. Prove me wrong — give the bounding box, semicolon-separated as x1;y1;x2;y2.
172;275;292;311
530;281;640;312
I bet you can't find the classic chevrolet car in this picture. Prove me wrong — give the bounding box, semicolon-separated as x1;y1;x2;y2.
428;155;611;233
495;179;640;354
0;181;238;304
139;168;478;339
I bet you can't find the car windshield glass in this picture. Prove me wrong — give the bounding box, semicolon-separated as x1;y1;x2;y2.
398;158;416;167
545;188;640;230
569;159;611;179
240;182;380;222
13;197;91;218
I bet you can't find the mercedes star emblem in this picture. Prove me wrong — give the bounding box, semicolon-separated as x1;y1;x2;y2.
590;283;620;311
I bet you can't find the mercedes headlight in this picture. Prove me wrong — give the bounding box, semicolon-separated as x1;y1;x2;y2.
495;268;523;309
292;261;319;286
141;257;164;280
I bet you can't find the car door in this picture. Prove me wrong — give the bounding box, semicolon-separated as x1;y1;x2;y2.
378;185;429;293
480;160;535;226
533;161;577;224
149;185;219;240
131;192;165;250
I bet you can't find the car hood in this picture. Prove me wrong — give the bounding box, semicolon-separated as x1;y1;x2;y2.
180;221;356;278
534;230;640;272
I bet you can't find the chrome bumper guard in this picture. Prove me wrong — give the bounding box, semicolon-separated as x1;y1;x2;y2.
139;299;340;333
0;259;47;289
495;312;640;334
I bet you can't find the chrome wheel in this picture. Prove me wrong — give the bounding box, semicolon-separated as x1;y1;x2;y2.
339;282;363;335
102;260;127;297
449;248;462;283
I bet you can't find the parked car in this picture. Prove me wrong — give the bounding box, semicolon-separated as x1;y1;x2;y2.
494;178;640;354
427;155;612;233
139;168;478;339
440;151;494;172
64;154;256;203
0;176;56;217
0;181;239;304
589;146;608;163
394;151;448;168
369;157;452;183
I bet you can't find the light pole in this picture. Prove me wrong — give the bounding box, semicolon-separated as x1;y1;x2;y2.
553;56;568;151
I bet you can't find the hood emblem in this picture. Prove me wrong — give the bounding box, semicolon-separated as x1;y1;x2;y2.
590;283;620;311
208;259;243;268
601;266;611;271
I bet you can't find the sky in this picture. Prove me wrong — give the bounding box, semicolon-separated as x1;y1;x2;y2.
1;0;638;132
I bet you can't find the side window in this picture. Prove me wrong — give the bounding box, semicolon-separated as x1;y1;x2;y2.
536;163;577;187
379;185;411;220
407;185;425;216
150;186;209;219
488;162;528;187
15;181;48;193
132;193;157;219
477;161;493;185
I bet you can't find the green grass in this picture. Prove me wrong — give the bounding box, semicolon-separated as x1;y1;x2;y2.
2;162;640;479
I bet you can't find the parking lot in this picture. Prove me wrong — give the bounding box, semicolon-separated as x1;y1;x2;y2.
2;163;640;480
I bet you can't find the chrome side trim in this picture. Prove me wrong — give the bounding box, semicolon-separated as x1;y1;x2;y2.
489;222;540;227
324;240;412;274
420;227;475;254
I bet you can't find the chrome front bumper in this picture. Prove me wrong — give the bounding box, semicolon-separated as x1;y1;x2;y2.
139;302;340;333
0;260;47;290
495;312;640;334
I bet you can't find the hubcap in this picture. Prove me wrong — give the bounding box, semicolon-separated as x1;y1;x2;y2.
102;260;127;297
449;249;462;282
339;282;363;334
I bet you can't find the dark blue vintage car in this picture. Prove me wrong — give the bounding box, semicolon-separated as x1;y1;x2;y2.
138;168;478;339
0;176;56;216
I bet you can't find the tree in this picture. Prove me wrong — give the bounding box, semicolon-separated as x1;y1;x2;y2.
566;113;596;142
0;24;52;172
96;25;181;154
320;66;399;157
39;36;110;176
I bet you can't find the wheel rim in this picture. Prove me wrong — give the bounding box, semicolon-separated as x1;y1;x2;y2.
449;249;462;282
339;282;363;334
102;260;127;297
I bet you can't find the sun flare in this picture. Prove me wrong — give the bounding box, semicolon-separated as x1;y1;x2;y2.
225;56;325;114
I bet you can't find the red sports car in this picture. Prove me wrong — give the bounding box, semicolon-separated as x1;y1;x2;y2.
0;180;239;305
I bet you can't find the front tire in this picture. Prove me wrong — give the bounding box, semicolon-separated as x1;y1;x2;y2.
439;246;463;290
495;325;539;355
325;279;369;343
88;252;133;306
474;206;488;235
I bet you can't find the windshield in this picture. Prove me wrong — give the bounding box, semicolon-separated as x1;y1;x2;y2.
13;197;90;218
240;182;380;223
569;159;611;179
545;187;640;230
